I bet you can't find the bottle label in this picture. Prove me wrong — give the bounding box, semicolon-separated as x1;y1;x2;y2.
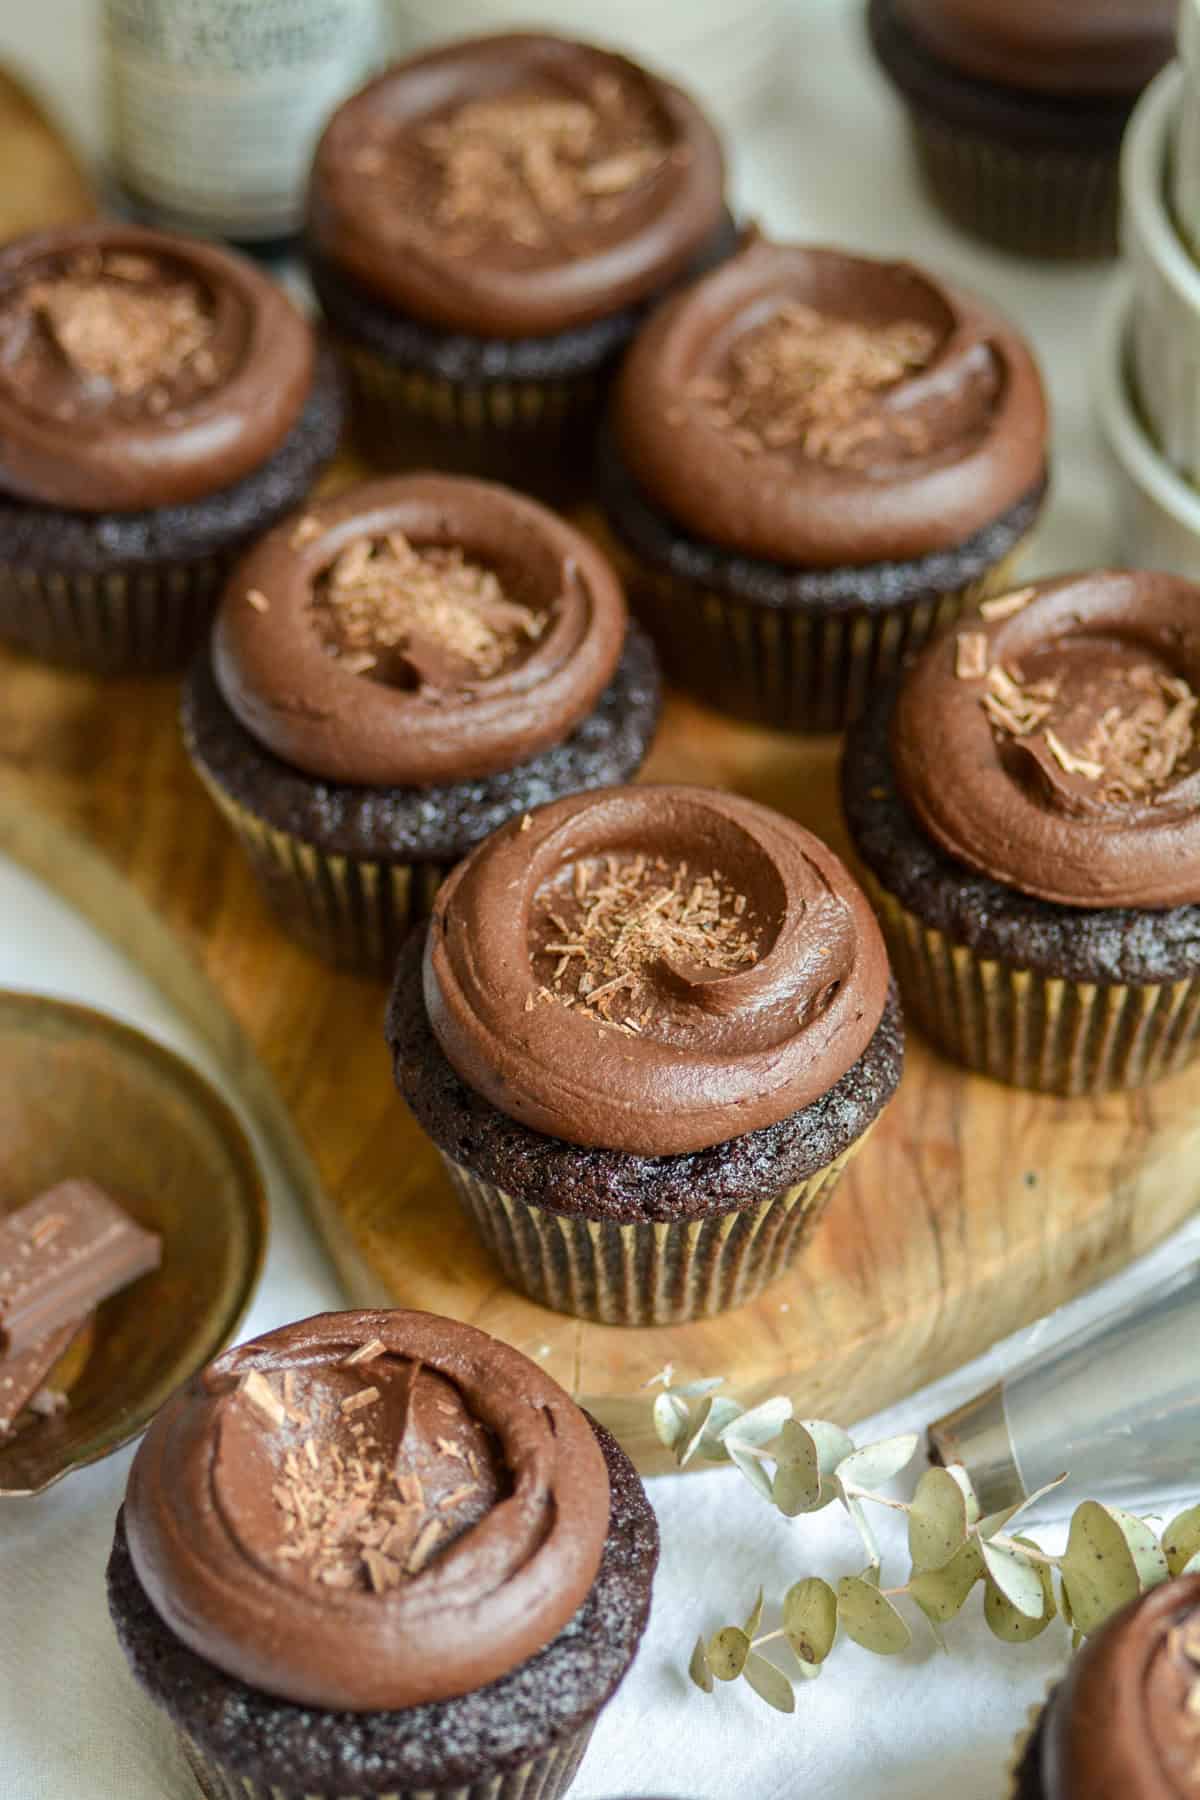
104;0;379;239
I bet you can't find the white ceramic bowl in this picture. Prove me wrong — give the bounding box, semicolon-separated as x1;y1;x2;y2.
1093;274;1200;577
1121;63;1200;485
1175;0;1200;257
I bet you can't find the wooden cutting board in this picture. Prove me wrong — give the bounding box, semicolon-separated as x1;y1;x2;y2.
2;67;1198;1473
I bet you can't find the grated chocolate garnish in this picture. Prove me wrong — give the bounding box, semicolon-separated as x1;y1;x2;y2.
533;854;761;1033
982;664;1058;738
23;255;220;403
955;631;989;680
690;301;938;469
979;586;1036;622
310;531;547;691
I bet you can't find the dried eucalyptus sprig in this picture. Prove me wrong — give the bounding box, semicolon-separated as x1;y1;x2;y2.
649;1372;1200;1714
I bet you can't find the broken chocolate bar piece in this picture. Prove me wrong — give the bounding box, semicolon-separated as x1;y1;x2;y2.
0;1180;160;1356
0;1316;85;1436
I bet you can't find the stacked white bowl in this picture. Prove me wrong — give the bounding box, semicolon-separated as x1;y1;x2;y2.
1096;25;1200;575
387;0;785;127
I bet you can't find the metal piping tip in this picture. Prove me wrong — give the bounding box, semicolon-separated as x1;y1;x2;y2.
927;1382;1026;1516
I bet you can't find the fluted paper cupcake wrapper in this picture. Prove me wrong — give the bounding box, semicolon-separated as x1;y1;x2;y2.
614;543;1023;733
193;773;450;977
180;1720;593;1800
440;1141;867;1326
906;113;1119;259
0;554;231;675
334;336;604;505
863;873;1200;1095
1006;1683;1058;1800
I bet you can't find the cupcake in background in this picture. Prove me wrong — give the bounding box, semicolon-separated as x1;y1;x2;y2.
306;31;731;503
0;223;343;674
182;474;660;975
868;0;1178;259
596;235;1048;733
109;1308;658;1800
842;570;1200;1095
388;784;903;1326
1010;1574;1200;1798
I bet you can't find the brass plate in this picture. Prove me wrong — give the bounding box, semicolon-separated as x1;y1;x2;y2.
0;991;267;1496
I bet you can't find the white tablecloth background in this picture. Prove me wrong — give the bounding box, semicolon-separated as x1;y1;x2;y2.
1;4;1197;1797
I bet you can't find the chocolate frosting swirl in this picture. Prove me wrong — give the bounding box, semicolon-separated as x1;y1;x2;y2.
1041;1576;1200;1797
424;785;891;1156
0;224;314;513
892;571;1200;910
613;238;1047;568
212;474;628;787
308;33;726;338
897;0;1177;97
123;1310;610;1712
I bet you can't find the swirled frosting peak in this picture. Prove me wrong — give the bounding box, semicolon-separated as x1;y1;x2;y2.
123;1310;610;1711
213;474;628;787
892;571;1200;910
614;238;1047;567
0;224;314;512
424;785;891;1155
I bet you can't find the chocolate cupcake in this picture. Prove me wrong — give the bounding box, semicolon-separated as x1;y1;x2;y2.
306;32;730;502
0;223;343;674
868;0;1178;260
388;785;903;1326
108;1309;657;1800
842;571;1200;1095
182;473;660;973
596;237;1048;732
1011;1575;1200;1798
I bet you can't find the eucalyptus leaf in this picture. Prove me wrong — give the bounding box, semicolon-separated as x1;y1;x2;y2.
652;1391;690;1453
1060;1502;1143;1636
722;1395;793;1450
694;1397;748;1462
678;1396;721;1469
743;1652;797;1713
798;1419;856;1476
688;1634;714;1693
980;1474;1069;1540
941;1462;981;1523
1181;1552;1200;1576
843;1494;881;1569
743;1586;765;1640
1105;1507;1169;1593
979;1539;1048;1622
836;1577;912;1654
908;1468;969;1572
783;1577;838;1666
729;1441;775;1504
708;1627;751;1682
1163;1506;1200;1579
672;1378;726;1399
774;1461;824;1518
909;1538;984;1625
836;1433;920;1493
984;1539;1055;1642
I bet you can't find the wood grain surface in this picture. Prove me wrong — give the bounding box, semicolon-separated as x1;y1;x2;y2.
1;67;1197;1472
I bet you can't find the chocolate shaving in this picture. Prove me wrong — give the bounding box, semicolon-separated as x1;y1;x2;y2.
339;1386;380;1414
246;588;270;613
405;1517;444;1573
25;264;218;399
955;631;989;680
1044;729;1103;781
982;664;1058;738
343;1338;387;1366
979;586;1036;621
240;1370;286;1429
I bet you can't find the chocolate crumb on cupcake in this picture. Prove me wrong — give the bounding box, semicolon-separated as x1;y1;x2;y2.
842;570;1200;1095
868;0;1178;260
1011;1575;1200;1798
596;235;1048;732
182;473;660;973
306;32;731;501
0;223;343;674
108;1308;658;1800
388;785;903;1325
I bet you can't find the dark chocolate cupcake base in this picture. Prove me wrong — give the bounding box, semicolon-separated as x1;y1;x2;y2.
0;350;344;676
595;434;1046;731
388;936;903;1323
867;0;1132;258
109;1418;657;1800
843;687;1200;1093
182;625;661;973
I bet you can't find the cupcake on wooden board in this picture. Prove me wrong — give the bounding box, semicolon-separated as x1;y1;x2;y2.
0;223;343;674
182;474;660;974
596;235;1048;732
868;0;1178;259
842;571;1200;1095
1011;1575;1200;1798
387;785;904;1326
108;1309;657;1800
306;31;731;501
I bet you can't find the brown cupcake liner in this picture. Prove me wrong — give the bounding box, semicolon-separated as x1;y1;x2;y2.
0;553;231;676
1007;1693;1050;1800
440;1139;867;1326
194;775;449;977
611;540;1024;733
863;873;1200;1095
905;113;1119;260
180;1719;593;1800
334;336;604;502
